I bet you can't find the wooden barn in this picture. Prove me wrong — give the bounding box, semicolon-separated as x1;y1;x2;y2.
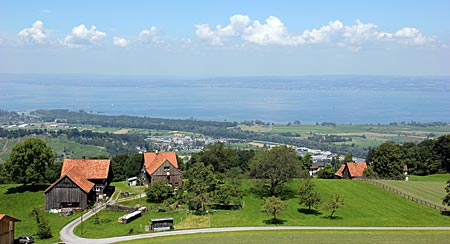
335;162;367;179
142;152;183;188
0;214;20;244
45;157;112;210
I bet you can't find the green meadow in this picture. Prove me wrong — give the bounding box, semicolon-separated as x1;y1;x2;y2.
116;230;450;244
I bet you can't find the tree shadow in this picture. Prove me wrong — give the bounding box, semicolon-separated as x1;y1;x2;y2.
322;215;343;220
263;218;287;225
5;184;50;194
441;210;450;216
298;208;322;215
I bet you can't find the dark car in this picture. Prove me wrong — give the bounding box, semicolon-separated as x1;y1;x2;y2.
14;236;35;244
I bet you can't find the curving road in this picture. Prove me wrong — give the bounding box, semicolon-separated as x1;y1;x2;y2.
60;209;450;244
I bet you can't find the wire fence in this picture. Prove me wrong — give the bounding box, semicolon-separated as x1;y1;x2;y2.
358;178;449;212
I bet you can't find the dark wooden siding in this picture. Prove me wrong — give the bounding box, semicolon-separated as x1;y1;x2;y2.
45;176;89;210
0;219;14;244
150;161;183;187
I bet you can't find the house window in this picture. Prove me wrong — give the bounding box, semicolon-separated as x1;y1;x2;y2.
95;186;102;192
163;166;170;172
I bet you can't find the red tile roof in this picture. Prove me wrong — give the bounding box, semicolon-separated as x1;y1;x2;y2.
144;152;179;175
335;164;346;177
334;162;367;178
61;159;111;179
0;214;20;222
45;166;95;193
346;162;367;177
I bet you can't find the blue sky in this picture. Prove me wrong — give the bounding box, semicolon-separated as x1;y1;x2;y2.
1;0;449;76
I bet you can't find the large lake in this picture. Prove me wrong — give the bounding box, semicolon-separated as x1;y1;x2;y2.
1;75;449;124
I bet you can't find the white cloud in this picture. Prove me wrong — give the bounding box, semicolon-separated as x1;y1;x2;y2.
17;20;48;44
63;24;106;48
394;27;434;45
113;37;129;47
138;26;163;44
195;15;436;50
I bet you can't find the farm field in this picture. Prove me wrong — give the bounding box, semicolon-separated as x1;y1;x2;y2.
73;179;450;239
116;230;450;244
239;123;450;148
0;135;107;164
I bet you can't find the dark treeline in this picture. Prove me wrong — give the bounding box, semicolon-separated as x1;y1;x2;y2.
366;135;450;178
33;109;236;131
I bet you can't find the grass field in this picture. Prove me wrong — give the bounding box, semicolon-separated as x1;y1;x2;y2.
116;230;450;244
376;174;450;207
73;179;450;239
0;184;81;244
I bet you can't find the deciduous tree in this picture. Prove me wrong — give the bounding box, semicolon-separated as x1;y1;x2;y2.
262;196;287;223
2;138;57;185
298;179;321;210
249;145;302;196
323;193;344;219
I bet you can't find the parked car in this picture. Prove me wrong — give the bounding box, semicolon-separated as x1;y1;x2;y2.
14;236;34;244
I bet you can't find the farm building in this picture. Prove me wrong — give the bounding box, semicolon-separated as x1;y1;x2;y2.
142;152;183;188
0;214;20;244
45;157;112;210
335;162;367;179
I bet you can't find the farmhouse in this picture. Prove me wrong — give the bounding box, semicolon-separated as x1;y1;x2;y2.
335;162;367;179
0;214;20;244
142;152;183;188
45;157;112;210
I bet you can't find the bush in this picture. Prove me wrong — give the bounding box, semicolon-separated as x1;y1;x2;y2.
146;182;173;203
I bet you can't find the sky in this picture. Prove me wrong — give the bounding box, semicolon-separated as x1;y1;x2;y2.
1;0;449;77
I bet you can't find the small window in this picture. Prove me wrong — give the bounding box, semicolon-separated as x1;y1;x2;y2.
164;166;170;172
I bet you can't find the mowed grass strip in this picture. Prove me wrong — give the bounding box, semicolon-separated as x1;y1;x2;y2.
377;180;446;206
115;230;450;244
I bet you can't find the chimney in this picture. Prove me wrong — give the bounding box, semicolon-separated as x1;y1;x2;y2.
82;155;86;160
155;150;159;155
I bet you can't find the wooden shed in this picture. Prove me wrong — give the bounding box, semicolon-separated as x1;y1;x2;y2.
0;214;20;244
150;218;173;231
45;166;96;210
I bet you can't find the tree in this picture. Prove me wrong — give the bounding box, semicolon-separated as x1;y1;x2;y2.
298;179;321;211
443;179;450;207
2;138;57;185
434;135;450;173
370;142;404;179
188;142;239;174
30;206;52;239
301;153;313;171
111;153;143;182
249;145;302;196
317;165;335;179
213;179;243;209
146;182;173;203
186;162;217;211
343;152;354;163
262;196;287;223
323;193;344;219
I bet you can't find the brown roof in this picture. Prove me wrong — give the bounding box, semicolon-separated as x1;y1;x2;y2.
61;159;111;179
45;166;95;193
0;214;21;222
346;162;368;177
335;164;346;177
144;152;179;175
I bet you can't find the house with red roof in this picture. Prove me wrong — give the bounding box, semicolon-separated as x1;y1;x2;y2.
142;152;183;188
0;214;20;244
45;157;112;210
335;162;367;179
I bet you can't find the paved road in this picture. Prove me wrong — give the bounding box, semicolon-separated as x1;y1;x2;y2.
61;212;450;244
